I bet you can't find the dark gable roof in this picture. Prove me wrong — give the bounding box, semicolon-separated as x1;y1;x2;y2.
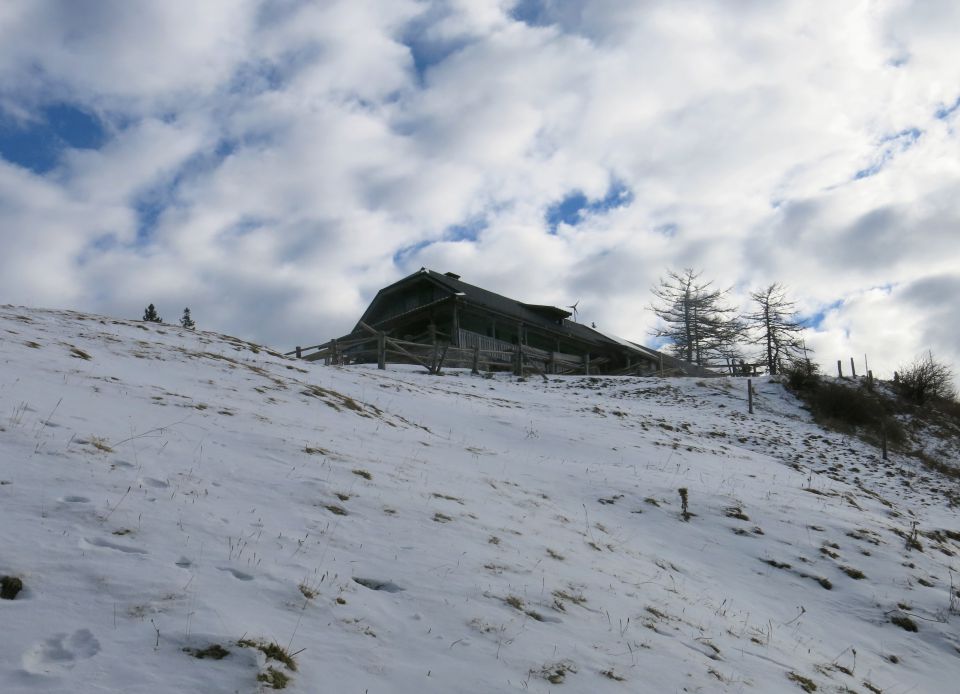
403;268;627;348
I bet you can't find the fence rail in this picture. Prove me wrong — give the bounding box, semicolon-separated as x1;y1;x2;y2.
285;325;753;377
285;323;634;376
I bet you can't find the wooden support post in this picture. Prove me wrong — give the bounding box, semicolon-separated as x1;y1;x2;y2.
295;345;302;359
881;425;888;461
331;339;339;366
435;344;449;375
658;355;663;377
850;357;856;378
471;345;480;375
837;360;843;378
867;370;874;387
451;304;460;347
747;378;754;414
513;347;523;377
584;353;591;376
429;324;438;374
377;332;386;370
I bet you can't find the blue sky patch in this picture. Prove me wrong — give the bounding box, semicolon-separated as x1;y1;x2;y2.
510;0;553;27
405;39;464;84
0;103;106;174
801;299;843;329
443;217;487;242
392;239;434;266
935;96;960;121
853;127;921;180
400;7;473;85
134;195;166;244
545;180;633;233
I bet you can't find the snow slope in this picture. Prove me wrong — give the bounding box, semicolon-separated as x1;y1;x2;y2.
1;305;959;694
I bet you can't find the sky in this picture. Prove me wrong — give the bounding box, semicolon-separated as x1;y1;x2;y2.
0;0;958;378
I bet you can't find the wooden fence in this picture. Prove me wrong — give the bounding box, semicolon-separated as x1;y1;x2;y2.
285;324;760;377
285;322;627;376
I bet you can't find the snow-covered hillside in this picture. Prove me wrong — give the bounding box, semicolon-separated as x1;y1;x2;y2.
1;305;959;694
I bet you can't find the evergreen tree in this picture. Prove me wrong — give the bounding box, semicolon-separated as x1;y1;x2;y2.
142;304;162;323
649;268;743;366
180;307;196;330
745;283;807;375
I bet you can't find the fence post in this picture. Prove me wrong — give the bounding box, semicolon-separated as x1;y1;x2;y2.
472;345;480;375
583;353;591;376
748;378;754;414
377;332;386;370
850;357;857;378
881;424;888;460
867;370;874;388
295;346;301;359
837;360;843;378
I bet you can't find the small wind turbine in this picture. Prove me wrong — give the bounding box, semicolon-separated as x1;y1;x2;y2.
567;300;580;323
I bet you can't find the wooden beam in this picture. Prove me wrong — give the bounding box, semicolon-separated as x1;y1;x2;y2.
358;321;432;372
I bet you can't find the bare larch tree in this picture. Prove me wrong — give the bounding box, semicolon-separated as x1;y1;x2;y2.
745;283;807;375
650;268;743;367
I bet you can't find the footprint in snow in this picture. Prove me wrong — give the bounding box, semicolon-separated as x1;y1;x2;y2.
80;537;147;554
22;629;101;674
60;495;90;503
138;477;168;489
218;567;254;581
353;577;404;593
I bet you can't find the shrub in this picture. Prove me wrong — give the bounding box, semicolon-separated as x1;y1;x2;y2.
808;383;876;426
804;382;905;447
0;576;23;600
784;359;821;392
898;354;956;405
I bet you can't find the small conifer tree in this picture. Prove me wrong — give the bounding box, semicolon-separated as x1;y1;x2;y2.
180;307;196;330
142;304;162;323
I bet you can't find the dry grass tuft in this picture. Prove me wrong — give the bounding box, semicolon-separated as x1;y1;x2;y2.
68;345;92;360
90;436;114;453
890;614;918;632
257;667;290;689
787;671;818;692
237;639;298;671
184;644;230;660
